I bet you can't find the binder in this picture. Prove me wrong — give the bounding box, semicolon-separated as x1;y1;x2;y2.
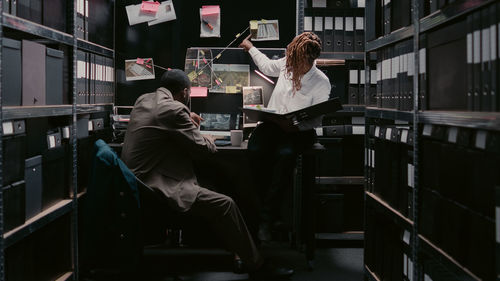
490;4;497;111
42;0;67;32
369;63;377;106
397;43;405;110
376;51;383;107
334;16;344;52
466;14;475;111
46;48;64;105
84;0;89;40
430;0;438;14
10;0;16;15
2;38;22;106
3;0;10;14
76;50;85;104
344;16;354;52
382;47;391;108
304;16;313;33
366;0;376;41
418;0;429;19
391;44;400;109
419;34;427;110
349;64;359;104
16;0;29;20
359;68;366;105
324;17;334;52
25;155;42;220
383;0;391;35
481;8;491;112
314;17;324;52
22;40;46;106
76;0;84;39
473;11;482;111
89;53;96;104
3;181;25;232
406;39;415;111
354;16;364;52
30;0;41;23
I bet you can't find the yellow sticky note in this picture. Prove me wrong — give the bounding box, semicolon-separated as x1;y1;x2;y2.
236;83;242;88
261;19;267;24
226;86;238;94
200;50;205;56
187;71;198;81
250;20;258;30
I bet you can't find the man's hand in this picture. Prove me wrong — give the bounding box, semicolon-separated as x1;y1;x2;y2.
239;35;253;52
190;112;203;127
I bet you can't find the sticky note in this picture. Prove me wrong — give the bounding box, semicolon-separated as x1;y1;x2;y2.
141;1;160;13
226;86;238;94
201;5;220;17
190;87;208;97
187;71;198;81
250;20;258;30
203;57;208;64
261;19;267;23
2;122;13;135
136;58;144;65
49;135;56;148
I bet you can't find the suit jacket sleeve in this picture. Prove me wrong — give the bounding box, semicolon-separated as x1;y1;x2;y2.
156;102;217;157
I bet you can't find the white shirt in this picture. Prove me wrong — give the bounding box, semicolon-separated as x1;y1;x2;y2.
248;47;331;130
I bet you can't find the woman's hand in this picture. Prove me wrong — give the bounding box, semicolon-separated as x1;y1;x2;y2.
239;35;253;52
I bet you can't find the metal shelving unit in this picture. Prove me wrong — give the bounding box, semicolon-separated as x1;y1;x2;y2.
419;0;496;33
319;52;365;60
2;13;74;45
0;1;115;280
366;107;414;122
365;25;414;52
3;199;73;248
364;0;499;280
418;111;500;132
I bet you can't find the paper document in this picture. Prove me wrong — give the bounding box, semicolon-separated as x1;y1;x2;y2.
126;3;159;25
148;0;177;26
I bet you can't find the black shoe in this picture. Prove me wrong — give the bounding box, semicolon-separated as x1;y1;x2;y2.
249;261;294;280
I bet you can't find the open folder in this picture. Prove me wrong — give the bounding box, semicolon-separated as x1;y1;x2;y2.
242;97;342;132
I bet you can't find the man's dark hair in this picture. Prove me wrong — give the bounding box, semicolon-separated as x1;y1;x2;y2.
160;69;191;95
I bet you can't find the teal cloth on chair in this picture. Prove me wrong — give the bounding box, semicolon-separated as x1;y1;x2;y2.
82;139;142;274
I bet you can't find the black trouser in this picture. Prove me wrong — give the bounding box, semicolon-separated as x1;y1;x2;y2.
247;122;316;225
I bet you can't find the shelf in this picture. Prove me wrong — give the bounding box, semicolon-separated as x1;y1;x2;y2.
77;39;115;57
420;0;496;34
316;176;364;185
365;265;382;281
366;107;414;122
418;111;500;132
365;191;414;229
2;13;74;46
3;199;73;248
319;52;364;60
365;25;414;52
77;104;114;115
419;234;481;281
340;105;366;113
3;105;73;120
315;232;364;241
55;272;74;281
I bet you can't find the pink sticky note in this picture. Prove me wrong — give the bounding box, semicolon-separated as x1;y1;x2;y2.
190;87;208;98
201;5;220;17
203;57;207;64
141;1;160;13
136;58;144;65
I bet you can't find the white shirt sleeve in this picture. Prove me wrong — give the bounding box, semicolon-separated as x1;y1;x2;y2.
248;47;284;77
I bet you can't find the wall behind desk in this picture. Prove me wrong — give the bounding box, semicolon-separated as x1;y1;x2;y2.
115;0;297;106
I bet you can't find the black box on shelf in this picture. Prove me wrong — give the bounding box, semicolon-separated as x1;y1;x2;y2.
17;0;42;24
42;0;67;32
26;118;49;158
2;38;22;106
46;47;64;105
3;180;26;233
316;193;344;233
25;155;43;220
3;120;26;186
22;40;46;106
42;144;68;210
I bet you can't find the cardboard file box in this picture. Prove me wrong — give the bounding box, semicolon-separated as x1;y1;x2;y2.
3;181;26;232
42;144;68;210
46;48;64;105
2;38;22;106
25;155;42;220
3;120;26;186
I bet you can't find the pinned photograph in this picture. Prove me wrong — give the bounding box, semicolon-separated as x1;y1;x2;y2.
249;19;279;41
125;58;155;81
211;64;250;93
148;0;177;26
243;86;264;106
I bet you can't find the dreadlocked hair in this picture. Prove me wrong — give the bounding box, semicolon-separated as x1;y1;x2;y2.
285;32;322;93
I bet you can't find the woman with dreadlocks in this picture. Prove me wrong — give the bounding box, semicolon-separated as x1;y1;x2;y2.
240;32;331;241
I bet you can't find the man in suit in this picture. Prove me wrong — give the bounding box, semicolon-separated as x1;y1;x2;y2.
121;69;293;279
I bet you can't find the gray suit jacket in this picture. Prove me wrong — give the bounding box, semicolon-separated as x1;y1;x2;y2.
121;87;217;212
